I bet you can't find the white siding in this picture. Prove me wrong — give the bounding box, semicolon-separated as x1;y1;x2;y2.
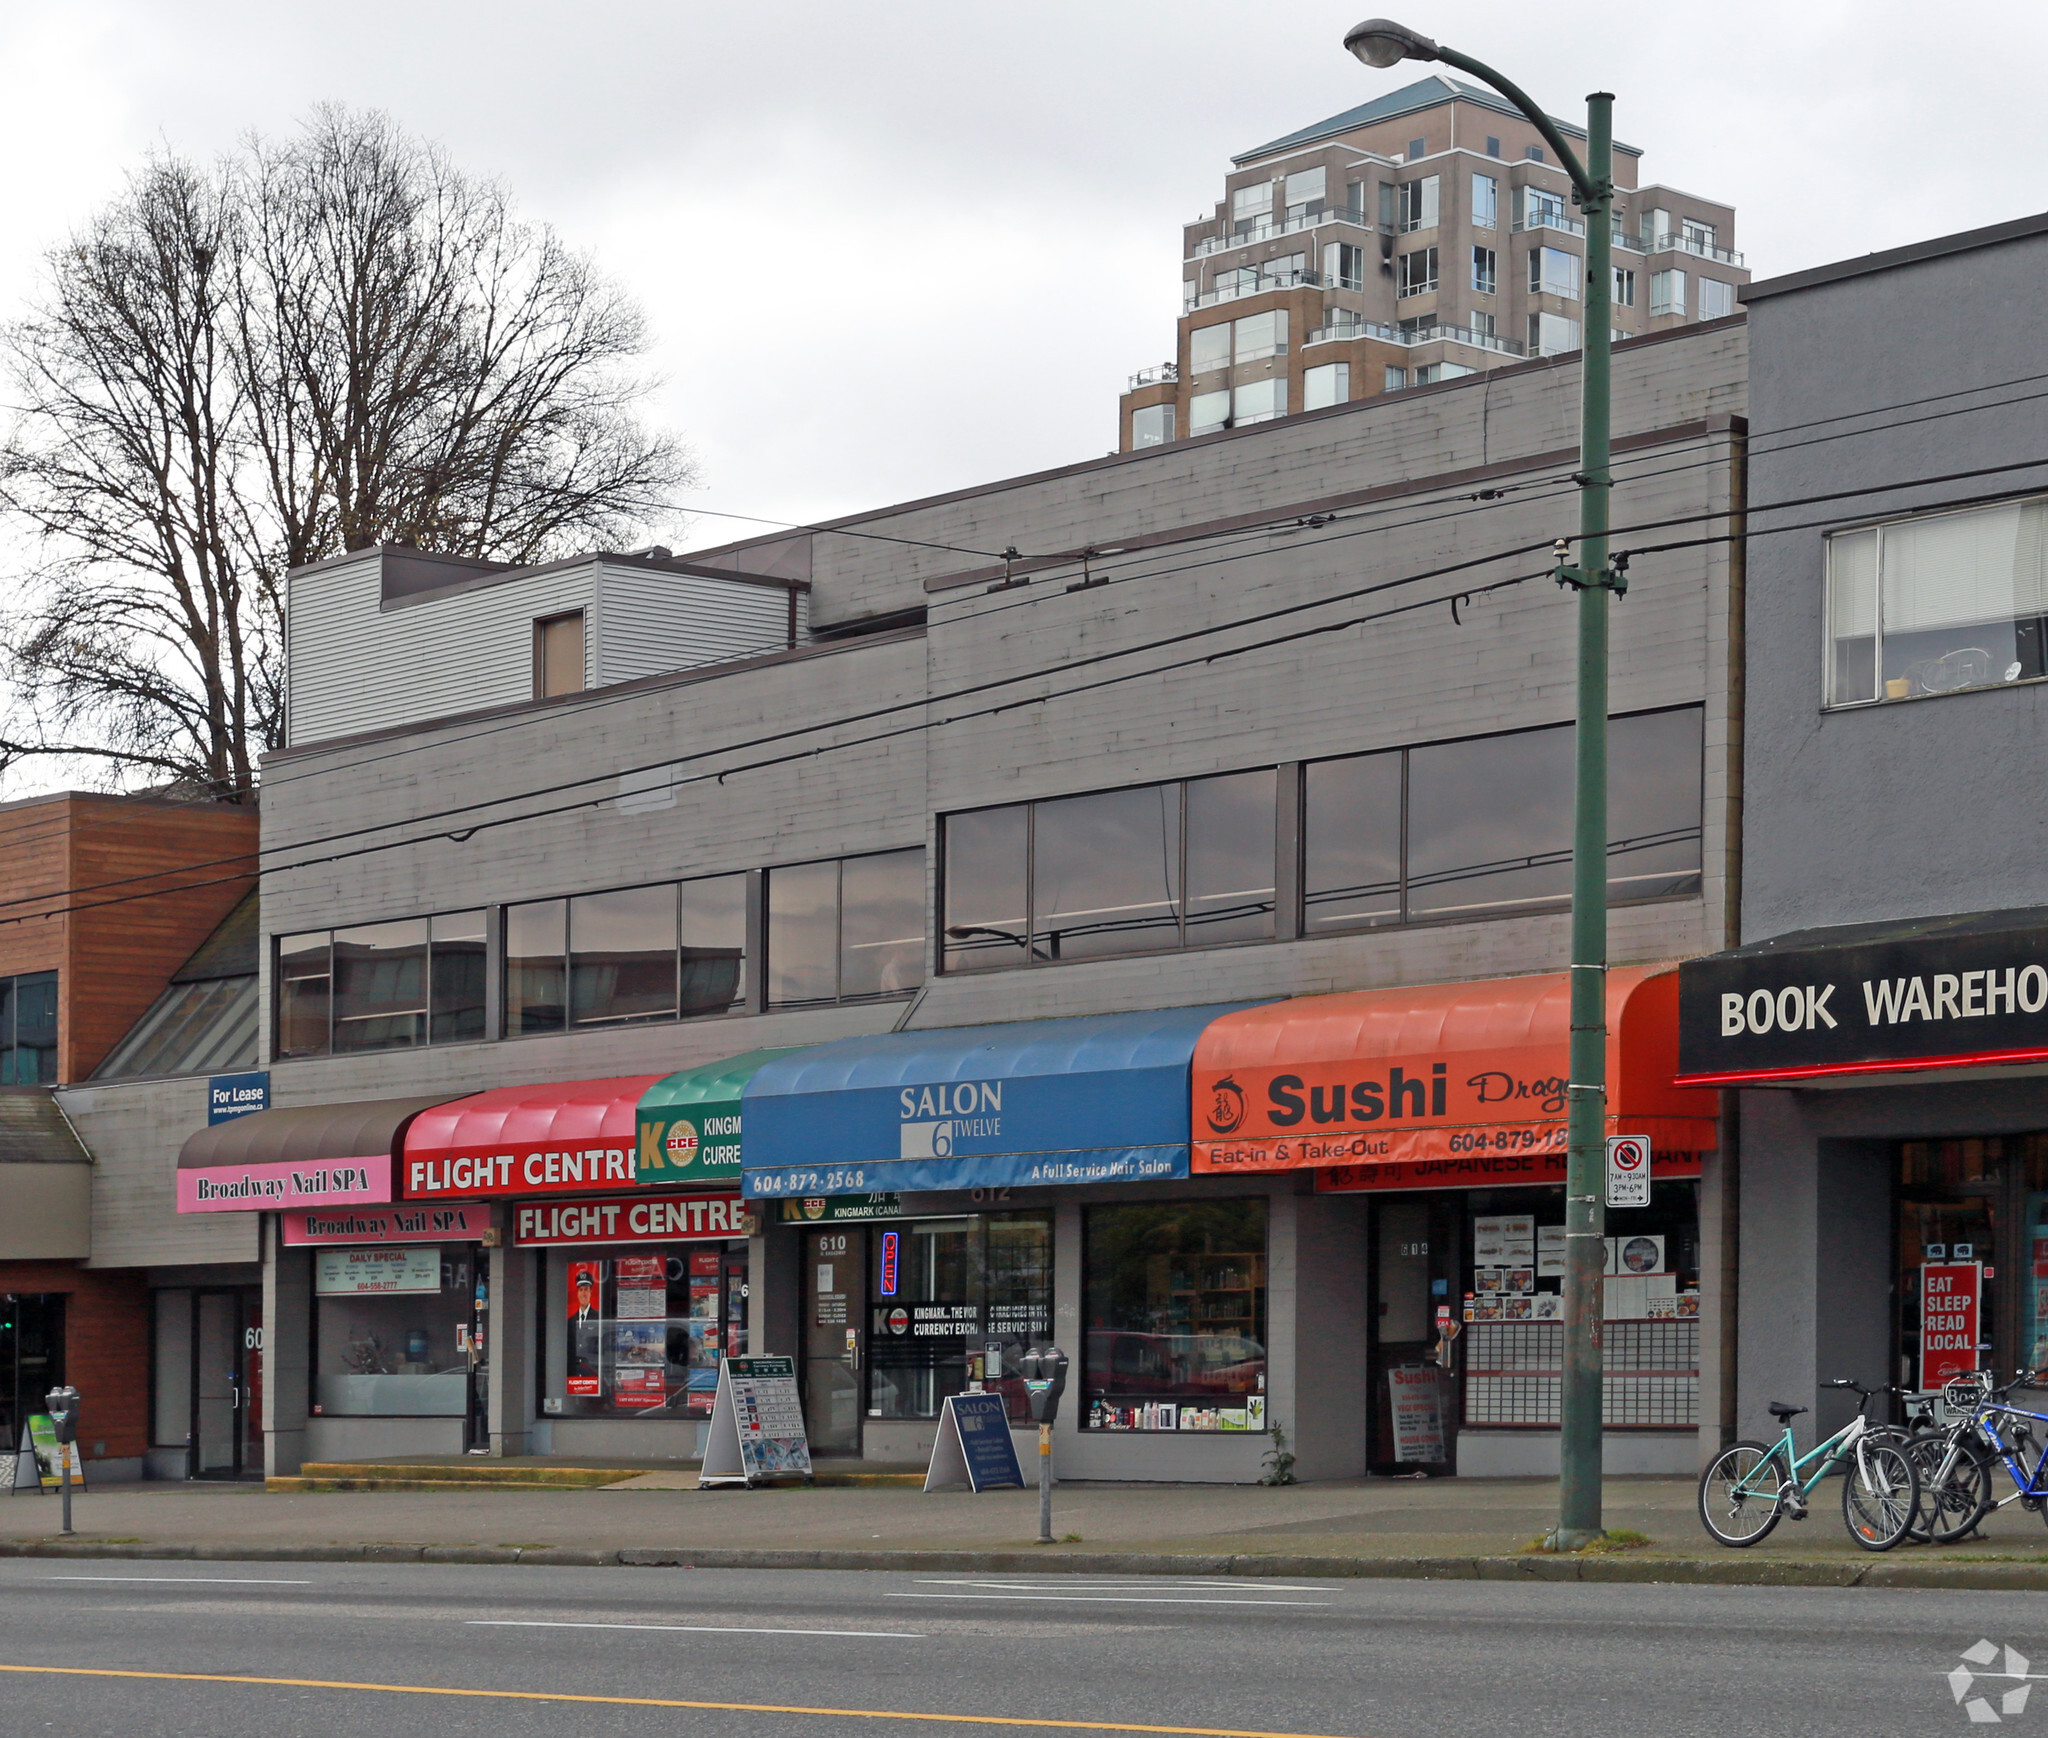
592;564;797;687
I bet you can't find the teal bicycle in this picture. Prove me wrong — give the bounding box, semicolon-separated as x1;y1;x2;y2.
1697;1379;1920;1551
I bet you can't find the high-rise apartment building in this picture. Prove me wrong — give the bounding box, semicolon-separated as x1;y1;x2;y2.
1119;76;1749;451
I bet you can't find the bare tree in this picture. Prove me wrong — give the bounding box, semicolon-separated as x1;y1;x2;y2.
0;107;688;799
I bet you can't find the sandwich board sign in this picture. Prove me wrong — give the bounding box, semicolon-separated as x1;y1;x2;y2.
922;1391;1025;1492
697;1355;814;1488
16;1418;84;1493
1604;1135;1652;1209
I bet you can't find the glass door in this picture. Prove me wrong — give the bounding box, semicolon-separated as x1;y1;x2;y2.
193;1289;262;1479
1367;1194;1459;1473
802;1229;865;1456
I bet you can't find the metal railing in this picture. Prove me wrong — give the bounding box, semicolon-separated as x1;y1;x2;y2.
1304;318;1524;357
1189;208;1384;258
1513;209;1585;237
1126;362;1179;390
1637;231;1745;267
1183;268;1322;312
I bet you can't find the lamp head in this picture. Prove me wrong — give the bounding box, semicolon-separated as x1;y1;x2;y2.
1343;18;1439;68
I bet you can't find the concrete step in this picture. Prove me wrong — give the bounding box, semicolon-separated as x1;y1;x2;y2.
295;1462;634;1488
269;1475;586;1494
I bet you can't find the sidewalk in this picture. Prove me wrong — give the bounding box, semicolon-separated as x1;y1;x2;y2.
10;1472;2048;1586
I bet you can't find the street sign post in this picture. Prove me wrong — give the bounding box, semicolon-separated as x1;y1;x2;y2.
1604;1135;1651;1209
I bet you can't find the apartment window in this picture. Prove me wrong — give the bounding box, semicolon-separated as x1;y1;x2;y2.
1683;218;1717;251
1826;500;2048;706
1528;312;1582;356
1642;208;1673;249
940;771;1276;973
1472;247;1497;296
1526;145;1545;163
275;913;487;1058
1302;707;1703;932
1214;266;1260;299
1325;242;1366;290
1189;390;1230;435
1650;269;1686;316
1231;183;1272;235
1259;251;1306;287
1613;267;1636;308
1131;404;1175;449
767;849;923;1008
1303;362;1350;410
1530;245;1580;300
1232;309;1288;363
1397;246;1439;298
1413;362;1476;385
1698;278;1735;320
1189;323;1230;375
1471;310;1496;340
0;971;58;1083
1472;173;1498;229
1521;188;1567;230
533;611;585;699
1283;166;1326;217
1398;175;1439;233
1233;378;1287;424
1384;365;1407;392
1406;138;1426;162
1485;136;1502;159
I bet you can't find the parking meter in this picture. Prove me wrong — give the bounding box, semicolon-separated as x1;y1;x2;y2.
1021;1347;1068;1423
44;1386;79;1536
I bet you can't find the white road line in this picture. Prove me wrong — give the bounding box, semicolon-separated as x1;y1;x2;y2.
468;1619;926;1639
888;1592;1329;1606
914;1579;1326;1592
43;1576;313;1585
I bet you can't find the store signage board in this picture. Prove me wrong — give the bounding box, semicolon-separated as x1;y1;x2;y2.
1922;1262;1983;1389
1605;1135;1652;1208
314;1246;441;1296
1387;1367;1446;1464
923;1391;1026;1492
206;1071;269;1125
1677;914;2048;1084
777;1194;905;1223
178;1153;392;1213
1315;1149;1702;1195
637;1050;796;1186
283;1204;487;1246
22;1417;85;1491
512;1193;745;1247
698;1355;814;1487
745;1145;1187;1199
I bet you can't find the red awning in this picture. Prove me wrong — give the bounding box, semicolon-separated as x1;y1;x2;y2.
1190;965;1716;1192
400;1075;667;1201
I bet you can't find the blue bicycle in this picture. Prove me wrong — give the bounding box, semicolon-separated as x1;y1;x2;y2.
1697;1379;1920;1551
1906;1371;2048;1545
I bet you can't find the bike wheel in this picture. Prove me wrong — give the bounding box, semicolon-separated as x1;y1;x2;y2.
1699;1440;1789;1547
1911;1434;1993;1544
1842;1440;1919;1552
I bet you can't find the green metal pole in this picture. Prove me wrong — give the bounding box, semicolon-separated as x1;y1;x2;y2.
1555;92;1615;1549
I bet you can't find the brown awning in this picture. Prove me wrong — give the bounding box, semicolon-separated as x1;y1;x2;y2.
179;1095;467;1171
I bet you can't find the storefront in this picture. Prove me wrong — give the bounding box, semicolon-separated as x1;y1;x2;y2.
1191;966;1719;1477
1680;908;2048;1440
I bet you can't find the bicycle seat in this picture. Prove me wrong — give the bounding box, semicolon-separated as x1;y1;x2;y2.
1768;1401;1807;1421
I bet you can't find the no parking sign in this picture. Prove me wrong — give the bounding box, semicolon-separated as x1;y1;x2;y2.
1605;1135;1652;1208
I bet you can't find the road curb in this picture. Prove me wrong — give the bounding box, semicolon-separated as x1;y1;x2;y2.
7;1536;2048;1586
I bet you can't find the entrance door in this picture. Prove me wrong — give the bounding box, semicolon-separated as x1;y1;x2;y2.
192;1290;262;1479
1367;1195;1459;1473
802;1229;865;1456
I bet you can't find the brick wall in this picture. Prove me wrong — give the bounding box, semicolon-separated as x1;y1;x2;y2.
0;1260;150;1461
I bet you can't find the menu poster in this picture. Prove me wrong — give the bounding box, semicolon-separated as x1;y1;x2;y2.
567;1259;604;1397
615;1255;667;1318
1537;1226;1566;1278
1387;1366;1446;1464
1472;1217;1507;1265
698;1355;814;1487
1499;1215;1535;1266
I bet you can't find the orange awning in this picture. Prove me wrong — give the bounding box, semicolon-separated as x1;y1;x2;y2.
1190;965;1716;1190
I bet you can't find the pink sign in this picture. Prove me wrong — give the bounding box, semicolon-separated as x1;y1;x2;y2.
177;1154;392;1214
282;1202;489;1245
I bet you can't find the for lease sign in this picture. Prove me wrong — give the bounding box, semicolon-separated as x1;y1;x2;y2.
1921;1262;1982;1389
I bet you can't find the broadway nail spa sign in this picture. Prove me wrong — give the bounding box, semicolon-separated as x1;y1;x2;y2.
1678;909;2048;1085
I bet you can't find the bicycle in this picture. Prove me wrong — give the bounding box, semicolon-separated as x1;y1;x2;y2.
1906;1370;2048;1546
1697;1379;1920;1551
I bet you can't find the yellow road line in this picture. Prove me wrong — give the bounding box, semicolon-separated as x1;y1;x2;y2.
0;1663;1362;1738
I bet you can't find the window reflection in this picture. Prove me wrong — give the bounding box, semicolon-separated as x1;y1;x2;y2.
767;860;839;1008
331;918;428;1052
943;805;1028;972
1185;771;1277;944
1303;752;1402;932
1407;727;1575;918
570;886;677;1026
679;874;747;1016
1032;785;1182;961
428;912;487;1043
275;933;331;1058
841;849;924;999
504;899;566;1036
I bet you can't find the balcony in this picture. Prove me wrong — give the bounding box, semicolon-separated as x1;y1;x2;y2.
1189;208;1384;259
1512;209;1585;237
1305;316;1524;357
1127;362;1179;391
1639;231;1746;268
1184;268;1322;312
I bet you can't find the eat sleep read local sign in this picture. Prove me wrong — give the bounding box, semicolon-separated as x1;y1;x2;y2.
1676;908;2048;1086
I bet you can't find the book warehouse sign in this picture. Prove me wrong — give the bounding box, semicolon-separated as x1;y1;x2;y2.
1678;912;2048;1085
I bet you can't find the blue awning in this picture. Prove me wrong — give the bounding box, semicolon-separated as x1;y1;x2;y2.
740;1005;1258;1197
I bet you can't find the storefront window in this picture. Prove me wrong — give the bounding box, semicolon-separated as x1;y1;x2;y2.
1082;1200;1268;1431
768;850;925;1008
553;1246;747;1418
868;1212;1052;1422
276;912;488;1057
0;1292;64;1454
1894;1136;2048;1387
312;1246;477;1417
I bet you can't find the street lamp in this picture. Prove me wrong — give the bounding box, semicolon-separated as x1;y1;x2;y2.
1343;20;1621;1551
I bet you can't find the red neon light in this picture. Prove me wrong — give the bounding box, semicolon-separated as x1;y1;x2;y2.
1675;1044;2048;1088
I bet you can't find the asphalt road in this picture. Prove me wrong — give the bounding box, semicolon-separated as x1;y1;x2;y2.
0;1559;2038;1738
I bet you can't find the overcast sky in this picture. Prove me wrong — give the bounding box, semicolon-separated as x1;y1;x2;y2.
3;0;2045;551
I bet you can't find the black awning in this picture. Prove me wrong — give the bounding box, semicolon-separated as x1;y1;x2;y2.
178;1095;465;1170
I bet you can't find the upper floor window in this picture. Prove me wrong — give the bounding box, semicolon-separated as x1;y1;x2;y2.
1521;188;1567;230
1303;708;1702;932
1326;242;1366;291
1233;378;1288;424
1189;389;1230;436
1283;166;1326;218
941;772;1276;973
276;913;485;1059
768;849;924;1008
1682;218;1717;251
1530;245;1580;300
506;875;746;1036
533;611;585;699
1303;362;1350;411
1398;246;1439;298
1131;403;1175;449
1190;323;1231;374
0;971;57;1083
1231;183;1272;235
1232;308;1288;362
1698;278;1735;320
1826;500;2048;707
1650;269;1686;317
1484;136;1502;159
1526;145;1545;163
1398;175;1439;233
1472;173;1498;229
1529;311;1581;357
1472;248;1497;295
1613;266;1636;308
1406;137;1426;162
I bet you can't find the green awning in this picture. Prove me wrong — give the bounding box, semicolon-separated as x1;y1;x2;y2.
635;1048;799;1183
